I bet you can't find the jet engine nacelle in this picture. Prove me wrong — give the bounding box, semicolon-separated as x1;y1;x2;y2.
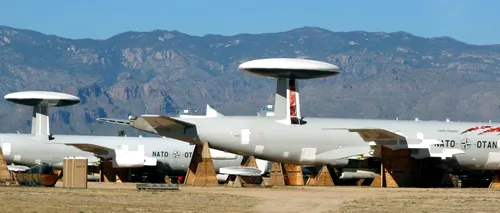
255;158;272;175
216;174;229;183
111;149;146;168
327;158;350;167
211;149;238;160
339;169;377;179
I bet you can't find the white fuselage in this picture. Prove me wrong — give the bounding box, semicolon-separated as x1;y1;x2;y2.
0;133;244;176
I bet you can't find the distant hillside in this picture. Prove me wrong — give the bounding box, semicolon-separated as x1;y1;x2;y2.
1;25;500;136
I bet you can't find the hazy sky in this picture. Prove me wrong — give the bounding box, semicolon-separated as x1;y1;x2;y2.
2;0;499;45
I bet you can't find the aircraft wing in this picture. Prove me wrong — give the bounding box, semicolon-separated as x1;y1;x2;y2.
124;115;199;142
61;143;113;156
97;115;197;142
96;118;130;126
139;115;196;131
340;128;467;159
347;128;406;142
97;105;216;135
97;115;196;131
51;142;157;167
345;128;442;148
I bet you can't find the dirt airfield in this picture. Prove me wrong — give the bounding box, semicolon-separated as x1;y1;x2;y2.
1;182;499;213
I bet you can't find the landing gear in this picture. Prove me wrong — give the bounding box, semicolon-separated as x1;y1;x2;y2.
452;170;494;188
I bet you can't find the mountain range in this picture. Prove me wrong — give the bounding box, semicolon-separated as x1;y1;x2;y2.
1;25;500;136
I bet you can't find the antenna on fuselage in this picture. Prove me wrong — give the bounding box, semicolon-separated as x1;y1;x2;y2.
239;58;340;125
4;91;80;141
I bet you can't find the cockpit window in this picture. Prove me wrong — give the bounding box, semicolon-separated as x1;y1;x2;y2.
261;105;274;112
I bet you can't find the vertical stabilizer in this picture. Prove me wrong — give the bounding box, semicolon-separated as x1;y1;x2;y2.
206;104;224;117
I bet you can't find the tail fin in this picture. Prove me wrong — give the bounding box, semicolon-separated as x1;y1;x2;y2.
206;104;224;117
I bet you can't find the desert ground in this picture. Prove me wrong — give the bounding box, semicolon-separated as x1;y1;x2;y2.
1;182;500;213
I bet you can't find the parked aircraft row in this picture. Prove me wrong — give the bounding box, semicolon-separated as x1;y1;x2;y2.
2;57;500;186
98;58;500;184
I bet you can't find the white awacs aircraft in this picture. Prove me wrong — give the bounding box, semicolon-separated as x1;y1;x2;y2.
0;91;271;182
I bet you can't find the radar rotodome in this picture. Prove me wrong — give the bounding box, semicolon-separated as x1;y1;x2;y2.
238;58;340;79
4;91;80;107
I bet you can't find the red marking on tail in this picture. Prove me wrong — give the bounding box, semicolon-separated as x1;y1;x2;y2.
461;125;492;134
479;127;500;135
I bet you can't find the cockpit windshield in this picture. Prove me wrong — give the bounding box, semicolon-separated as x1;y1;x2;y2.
261;105;274;112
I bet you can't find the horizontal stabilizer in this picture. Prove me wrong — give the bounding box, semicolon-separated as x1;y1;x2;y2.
96;118;130;125
219;166;263;176
140;115;196;131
